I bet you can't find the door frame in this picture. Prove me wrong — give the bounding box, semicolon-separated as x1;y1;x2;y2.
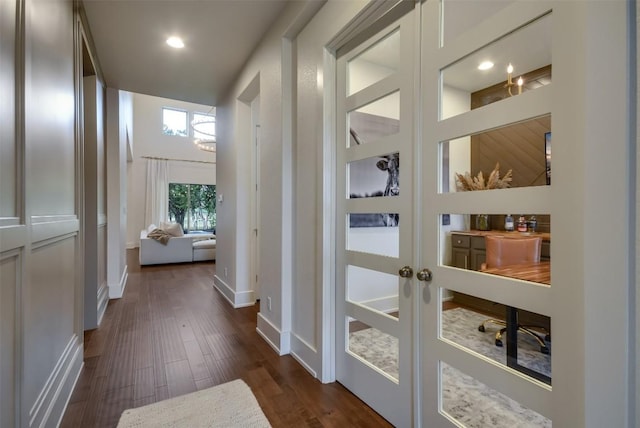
251;100;261;300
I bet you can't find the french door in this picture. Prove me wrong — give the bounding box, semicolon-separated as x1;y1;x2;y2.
420;1;555;426
336;1;556;427
335;11;416;427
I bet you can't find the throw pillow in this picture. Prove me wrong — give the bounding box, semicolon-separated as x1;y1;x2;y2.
160;221;184;237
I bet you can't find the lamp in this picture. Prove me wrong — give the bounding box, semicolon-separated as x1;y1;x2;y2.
191;109;216;152
505;63;524;97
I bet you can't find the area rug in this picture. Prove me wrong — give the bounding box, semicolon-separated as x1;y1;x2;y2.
349;307;551;428
116;379;271;428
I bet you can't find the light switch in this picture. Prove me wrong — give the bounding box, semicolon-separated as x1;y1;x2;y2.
218;193;223;203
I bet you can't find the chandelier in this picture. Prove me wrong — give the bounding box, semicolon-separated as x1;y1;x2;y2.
505;63;524;97
191;110;216;152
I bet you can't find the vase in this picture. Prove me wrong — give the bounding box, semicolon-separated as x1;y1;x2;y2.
476;214;490;231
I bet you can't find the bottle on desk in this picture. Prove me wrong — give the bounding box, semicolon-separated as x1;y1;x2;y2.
504;214;514;231
528;215;537;233
517;215;528;232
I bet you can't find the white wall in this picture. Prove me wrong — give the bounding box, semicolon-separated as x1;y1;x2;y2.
214;0;316;352
107;88;132;298
292;0;370;378
126;93;216;247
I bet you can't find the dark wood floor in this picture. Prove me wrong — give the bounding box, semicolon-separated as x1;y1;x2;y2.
60;250;391;428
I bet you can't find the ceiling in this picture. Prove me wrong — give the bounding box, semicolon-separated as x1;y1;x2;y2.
82;0;291;106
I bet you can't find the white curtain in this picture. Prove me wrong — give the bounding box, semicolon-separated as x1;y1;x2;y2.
144;158;168;227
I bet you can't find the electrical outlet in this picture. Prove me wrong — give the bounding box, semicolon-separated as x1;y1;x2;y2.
224;267;228;277
267;297;272;312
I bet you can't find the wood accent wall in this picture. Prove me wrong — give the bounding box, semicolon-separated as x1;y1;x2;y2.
470;115;550;188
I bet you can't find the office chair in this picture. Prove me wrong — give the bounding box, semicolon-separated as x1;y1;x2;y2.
478;235;550;354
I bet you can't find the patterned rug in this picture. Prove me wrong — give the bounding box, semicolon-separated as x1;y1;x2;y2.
349;307;551;428
116;379;271;428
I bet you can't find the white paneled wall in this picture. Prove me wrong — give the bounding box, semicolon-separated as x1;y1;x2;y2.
1;0;84;425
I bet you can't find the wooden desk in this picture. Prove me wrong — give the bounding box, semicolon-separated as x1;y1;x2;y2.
482;261;550;285
481;261;551;384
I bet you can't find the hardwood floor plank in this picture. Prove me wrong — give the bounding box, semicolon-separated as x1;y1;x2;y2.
155;385;170;402
157;315;188;363
151;321;167;388
133;366;155;401
133;320;153;370
74;375;107;428
195;377;215;390
203;354;242;386
165;359;198;397
133;395;155;409
174;308;197;342
183;339;211;381
59;251;390;427
104;331;135;392
95;385;133;428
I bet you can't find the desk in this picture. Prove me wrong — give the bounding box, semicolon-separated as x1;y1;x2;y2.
482;261;550;285
482;261;551;384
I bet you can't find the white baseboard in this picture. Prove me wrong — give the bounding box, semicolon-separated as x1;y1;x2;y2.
256;312;290;356
213;275;255;308
29;334;83;428
109;265;128;299
290;333;318;378
97;281;109;325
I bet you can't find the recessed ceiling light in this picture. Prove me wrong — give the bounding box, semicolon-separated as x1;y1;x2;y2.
166;36;184;49
478;61;494;70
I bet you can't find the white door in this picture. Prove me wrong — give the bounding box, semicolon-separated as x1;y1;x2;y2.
420;1;554;426
335;12;416;427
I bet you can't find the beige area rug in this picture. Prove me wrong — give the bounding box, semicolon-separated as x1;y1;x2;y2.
116;379;272;428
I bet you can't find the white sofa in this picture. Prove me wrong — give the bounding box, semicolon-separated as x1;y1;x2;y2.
139;225;215;265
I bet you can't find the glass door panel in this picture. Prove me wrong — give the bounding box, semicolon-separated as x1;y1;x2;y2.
348;29;400;95
348;92;400;148
336;11;414;428
441;12;552;120
421;1;554;426
441;362;551;427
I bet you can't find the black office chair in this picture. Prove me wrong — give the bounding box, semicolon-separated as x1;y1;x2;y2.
478;236;550;354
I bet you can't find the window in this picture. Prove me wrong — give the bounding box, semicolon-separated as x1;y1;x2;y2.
192;112;216;141
168;183;216;233
162;107;188;136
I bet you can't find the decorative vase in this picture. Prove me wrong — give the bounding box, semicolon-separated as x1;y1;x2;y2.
476;214;490;231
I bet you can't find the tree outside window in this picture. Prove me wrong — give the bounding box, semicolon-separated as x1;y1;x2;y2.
168;183;216;233
162;107;188;136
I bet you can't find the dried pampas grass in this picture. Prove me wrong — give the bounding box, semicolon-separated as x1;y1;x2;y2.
455;162;512;191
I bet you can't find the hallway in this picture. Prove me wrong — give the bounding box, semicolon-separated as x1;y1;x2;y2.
60;251;391;427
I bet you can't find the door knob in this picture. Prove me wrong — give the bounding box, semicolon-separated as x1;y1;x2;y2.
398;266;413;278
416;268;433;282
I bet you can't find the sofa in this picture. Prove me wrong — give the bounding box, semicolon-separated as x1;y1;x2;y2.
139;223;215;265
